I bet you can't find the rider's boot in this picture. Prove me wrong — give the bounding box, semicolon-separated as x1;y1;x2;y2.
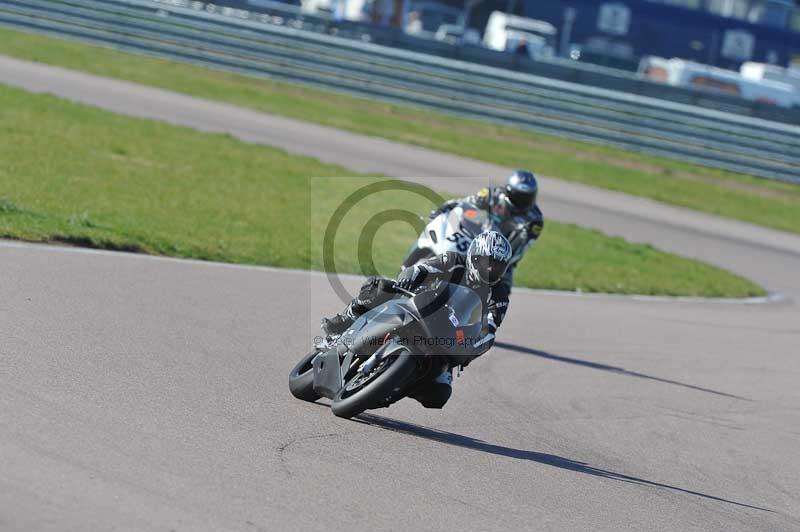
321;302;364;336
321;277;390;337
411;366;453;409
321;311;355;336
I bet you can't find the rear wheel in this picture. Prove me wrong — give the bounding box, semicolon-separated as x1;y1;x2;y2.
288;349;322;402
331;351;417;419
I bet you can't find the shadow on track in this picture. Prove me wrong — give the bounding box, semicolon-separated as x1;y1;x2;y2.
356;413;772;513
495;342;751;401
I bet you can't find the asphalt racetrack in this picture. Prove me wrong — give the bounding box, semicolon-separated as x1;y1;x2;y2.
2;56;800;531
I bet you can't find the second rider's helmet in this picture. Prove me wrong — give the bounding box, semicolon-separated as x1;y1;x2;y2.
466;231;513;286
504;170;538;214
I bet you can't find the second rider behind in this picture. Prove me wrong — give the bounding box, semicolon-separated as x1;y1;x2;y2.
322;231;513;409
430;170;544;292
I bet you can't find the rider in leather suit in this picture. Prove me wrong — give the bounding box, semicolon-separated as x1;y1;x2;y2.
430;170;544;292
322;231;513;409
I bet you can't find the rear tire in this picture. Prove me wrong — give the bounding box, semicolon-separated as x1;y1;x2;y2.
289;349;322;402
331;351;417;419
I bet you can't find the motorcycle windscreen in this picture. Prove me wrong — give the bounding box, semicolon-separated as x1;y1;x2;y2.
457;203;488;237
411;283;483;356
445;284;483;326
346;302;412;356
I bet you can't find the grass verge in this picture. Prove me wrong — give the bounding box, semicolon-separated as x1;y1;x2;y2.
0;84;764;297
0;27;797;235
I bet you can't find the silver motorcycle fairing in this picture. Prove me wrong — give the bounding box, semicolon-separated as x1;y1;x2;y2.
402;202;489;269
310;283;484;401
402;202;533;274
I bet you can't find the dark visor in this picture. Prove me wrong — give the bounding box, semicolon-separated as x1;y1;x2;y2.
509;190;536;209
470;254;509;285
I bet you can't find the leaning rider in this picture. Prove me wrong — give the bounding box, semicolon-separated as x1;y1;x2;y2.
322;231;513;409
430;169;544;292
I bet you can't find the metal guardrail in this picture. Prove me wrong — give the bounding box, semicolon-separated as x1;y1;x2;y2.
145;0;800;127
0;0;798;183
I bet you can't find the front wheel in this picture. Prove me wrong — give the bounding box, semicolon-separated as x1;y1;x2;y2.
331;351;417;419
289;349;322;402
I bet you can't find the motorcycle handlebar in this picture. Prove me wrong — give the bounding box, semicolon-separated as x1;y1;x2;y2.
392;284;417;298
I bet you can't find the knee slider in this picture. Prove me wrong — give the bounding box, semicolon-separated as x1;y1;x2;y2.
415;383;452;409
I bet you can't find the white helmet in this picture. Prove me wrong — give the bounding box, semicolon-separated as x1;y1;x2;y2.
466;231;512;286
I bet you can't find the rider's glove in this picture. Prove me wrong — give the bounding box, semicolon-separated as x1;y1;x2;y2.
396;264;424;291
528;221;543;241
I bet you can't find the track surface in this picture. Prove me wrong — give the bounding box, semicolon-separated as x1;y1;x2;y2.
1;57;800;531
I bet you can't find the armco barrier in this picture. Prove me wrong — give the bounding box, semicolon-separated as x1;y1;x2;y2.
0;0;798;183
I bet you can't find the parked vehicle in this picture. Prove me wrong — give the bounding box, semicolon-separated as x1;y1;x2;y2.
740;61;800;92
483;11;557;59
434;23;481;45
404;1;462;39
639;56;798;107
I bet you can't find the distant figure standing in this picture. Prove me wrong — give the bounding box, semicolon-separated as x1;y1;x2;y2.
405;9;422;33
515;36;529;57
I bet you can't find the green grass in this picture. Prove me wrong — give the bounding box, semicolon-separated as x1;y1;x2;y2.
0;84;764;297
0;27;797;234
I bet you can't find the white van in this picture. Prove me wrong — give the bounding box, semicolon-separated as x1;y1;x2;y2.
740;61;800;92
639;56;799;108
483;11;556;59
404;1;462;39
300;0;368;21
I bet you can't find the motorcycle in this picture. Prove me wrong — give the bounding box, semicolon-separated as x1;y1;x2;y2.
400;201;489;269
401;201;532;283
288;281;485;419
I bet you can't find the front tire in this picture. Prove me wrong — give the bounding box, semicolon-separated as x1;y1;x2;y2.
331;351;417;419
289;349;322;402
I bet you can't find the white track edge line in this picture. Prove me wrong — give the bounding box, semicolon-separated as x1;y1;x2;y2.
0;240;787;305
